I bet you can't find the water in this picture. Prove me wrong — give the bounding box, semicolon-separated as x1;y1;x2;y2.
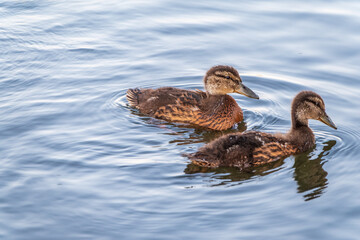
1;0;360;239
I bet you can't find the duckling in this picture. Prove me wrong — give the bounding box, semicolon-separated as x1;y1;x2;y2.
126;65;259;130
186;91;337;168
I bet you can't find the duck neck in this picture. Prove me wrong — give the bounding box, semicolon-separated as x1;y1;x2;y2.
203;94;231;110
205;91;226;99
289;105;315;151
291;100;309;130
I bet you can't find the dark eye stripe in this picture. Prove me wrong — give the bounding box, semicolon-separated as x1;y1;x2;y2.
305;99;319;107
214;73;240;84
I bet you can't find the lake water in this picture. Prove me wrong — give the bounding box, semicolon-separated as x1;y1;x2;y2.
1;1;360;239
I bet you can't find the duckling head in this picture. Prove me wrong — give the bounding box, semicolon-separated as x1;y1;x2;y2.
291;91;337;129
203;65;259;99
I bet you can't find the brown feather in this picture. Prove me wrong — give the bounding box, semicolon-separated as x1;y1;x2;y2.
187;131;298;169
127;87;243;130
186;91;336;169
126;65;257;130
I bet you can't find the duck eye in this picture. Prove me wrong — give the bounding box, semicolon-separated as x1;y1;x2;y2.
225;76;230;79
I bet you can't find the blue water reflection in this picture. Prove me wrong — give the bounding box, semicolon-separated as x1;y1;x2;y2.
1;0;360;239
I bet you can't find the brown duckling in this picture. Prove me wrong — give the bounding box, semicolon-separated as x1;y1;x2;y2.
126;65;259;130
187;91;337;168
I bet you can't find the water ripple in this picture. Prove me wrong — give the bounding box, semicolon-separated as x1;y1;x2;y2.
2;0;360;239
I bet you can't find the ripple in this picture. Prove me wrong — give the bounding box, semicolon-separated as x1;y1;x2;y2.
101;89;133;130
321;124;360;160
2;0;360;239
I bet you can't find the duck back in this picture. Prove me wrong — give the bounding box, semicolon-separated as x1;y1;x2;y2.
127;87;243;130
187;131;299;168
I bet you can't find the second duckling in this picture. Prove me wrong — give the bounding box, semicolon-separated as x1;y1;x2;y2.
186;91;337;168
126;65;259;130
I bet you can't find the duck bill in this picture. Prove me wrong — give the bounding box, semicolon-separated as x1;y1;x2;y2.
319;113;337;130
234;83;259;99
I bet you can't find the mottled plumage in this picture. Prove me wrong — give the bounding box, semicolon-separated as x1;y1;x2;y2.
126;65;258;130
187;91;337;168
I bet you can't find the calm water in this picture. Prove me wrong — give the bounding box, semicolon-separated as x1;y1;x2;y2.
1;1;360;239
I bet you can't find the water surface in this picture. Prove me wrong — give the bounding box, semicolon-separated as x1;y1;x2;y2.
1;1;360;239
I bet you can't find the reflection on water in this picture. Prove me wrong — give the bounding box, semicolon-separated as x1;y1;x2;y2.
184;140;336;200
3;0;360;238
293;140;336;201
166;122;248;145
129;107;248;144
184;159;285;185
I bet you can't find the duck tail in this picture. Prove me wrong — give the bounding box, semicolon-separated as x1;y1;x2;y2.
126;88;141;107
